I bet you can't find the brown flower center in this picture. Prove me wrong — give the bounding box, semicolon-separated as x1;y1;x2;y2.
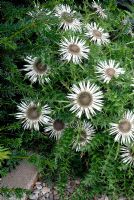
78;92;93;107
34;59;47;74
26;106;41;120
61;12;74;23
106;68;115;77
118;120;131;133
79;130;87;142
93;30;102;38
68;44;80;55
53;119;65;131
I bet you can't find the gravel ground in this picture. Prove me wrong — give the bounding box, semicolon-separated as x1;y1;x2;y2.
28;181;127;200
0;178;127;200
28;178;81;200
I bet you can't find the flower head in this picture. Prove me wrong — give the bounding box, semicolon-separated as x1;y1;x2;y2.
16;101;51;130
72;121;95;151
23;56;50;84
44;118;65;140
67;81;104;119
110;111;134;144
27;1;51;18
54;4;81;31
120;144;134;167
85;22;110;45
92;1;107;19
96;60;125;83
59;37;90;64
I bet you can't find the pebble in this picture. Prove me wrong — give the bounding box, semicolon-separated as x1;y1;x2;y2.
49;194;54;200
36;181;42;185
36;184;43;190
33;189;40;194
53;191;57;195
28;178;81;200
45;193;50;198
39;197;46;200
29;193;38;200
54;195;59;200
75;179;80;185
68;188;74;194
54;196;59;200
41;187;51;194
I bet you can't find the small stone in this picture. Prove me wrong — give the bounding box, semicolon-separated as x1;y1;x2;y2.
49;193;54;200
29;193;38;200
45;193;50;198
33;189;40;194
36;181;42;185
36;184;43;190
68;188;74;194
75;179;80;185
39;197;46;200
41;187;51;194
53;190;57;195
54;195;59;200
43;183;46;186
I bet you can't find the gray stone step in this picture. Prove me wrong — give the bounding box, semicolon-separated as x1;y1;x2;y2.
0;160;38;200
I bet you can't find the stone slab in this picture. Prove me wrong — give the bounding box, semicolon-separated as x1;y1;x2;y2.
0;160;38;200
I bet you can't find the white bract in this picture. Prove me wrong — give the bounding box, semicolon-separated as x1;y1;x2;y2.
67;80;104;119
110;111;134;144
72;121;95;151
44;118;65;140
96;60;125;83
121;144;134;167
59;37;90;64
16;101;51;130
92;1;107;19
27;1;51;18
23;56;50;84
54;4;81;31
85;22;110;45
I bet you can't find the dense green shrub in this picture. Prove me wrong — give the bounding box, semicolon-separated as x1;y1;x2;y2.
0;0;134;199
